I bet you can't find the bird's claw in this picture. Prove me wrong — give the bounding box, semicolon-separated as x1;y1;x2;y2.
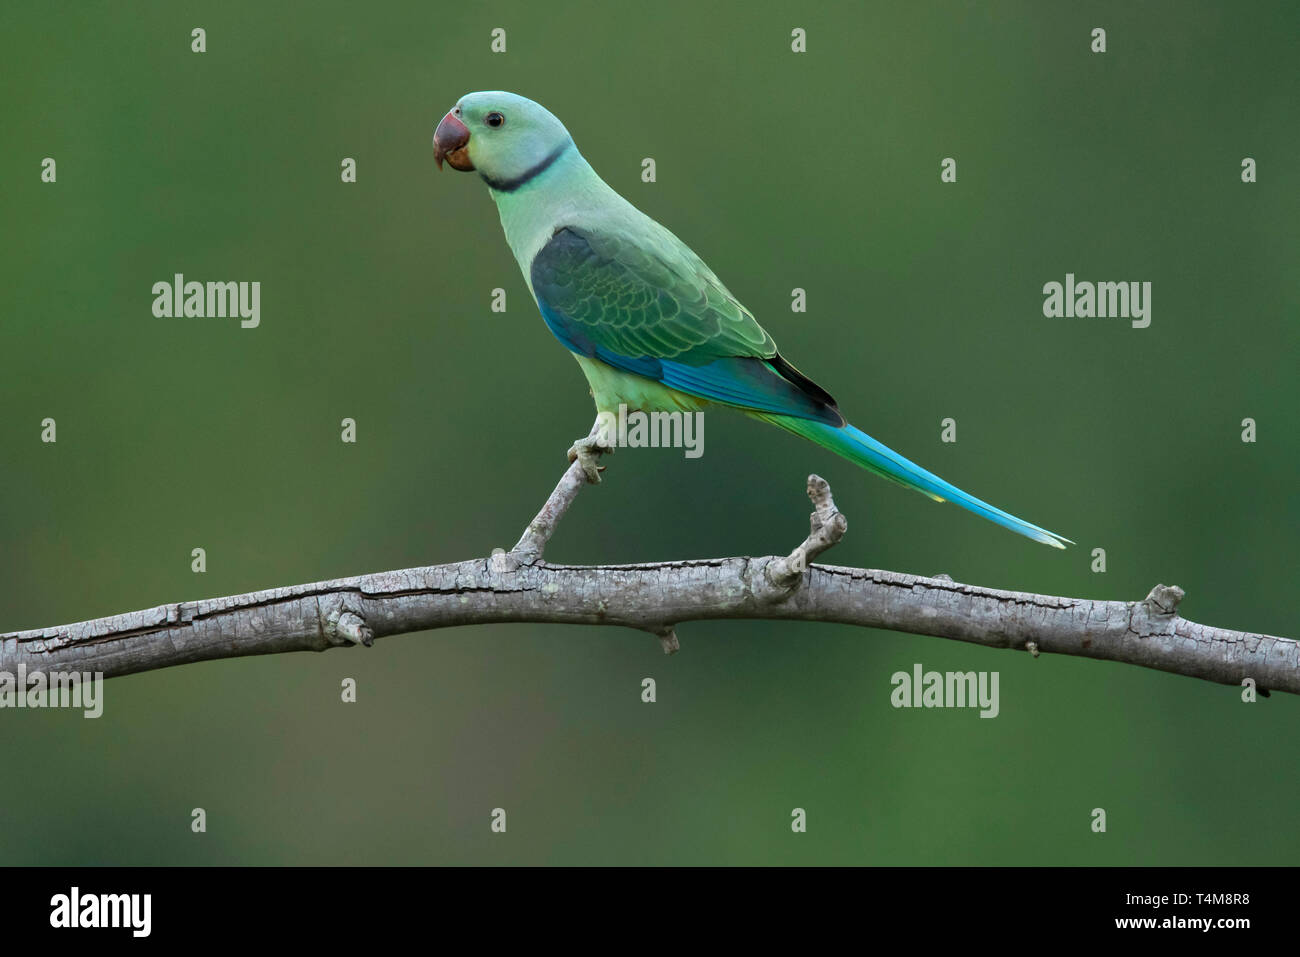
567;434;615;484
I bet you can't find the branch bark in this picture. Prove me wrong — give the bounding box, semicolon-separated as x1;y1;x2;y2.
2;460;1294;695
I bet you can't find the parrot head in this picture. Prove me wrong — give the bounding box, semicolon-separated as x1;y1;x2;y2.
434;91;573;188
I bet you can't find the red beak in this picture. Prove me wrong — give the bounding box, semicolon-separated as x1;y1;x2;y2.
434;112;473;171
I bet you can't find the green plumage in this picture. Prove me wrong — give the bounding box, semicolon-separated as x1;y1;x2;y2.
440;90;1070;548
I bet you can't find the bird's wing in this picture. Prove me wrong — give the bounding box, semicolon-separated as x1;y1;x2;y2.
530;225;842;424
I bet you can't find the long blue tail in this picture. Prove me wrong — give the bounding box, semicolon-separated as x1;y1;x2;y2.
758;414;1072;549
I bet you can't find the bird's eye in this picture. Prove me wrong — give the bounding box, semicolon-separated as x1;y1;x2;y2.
485;112;505;128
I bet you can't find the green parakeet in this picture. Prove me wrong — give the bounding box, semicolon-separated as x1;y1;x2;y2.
434;92;1070;548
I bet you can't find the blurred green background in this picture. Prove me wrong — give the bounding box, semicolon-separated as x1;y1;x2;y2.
1;0;1296;865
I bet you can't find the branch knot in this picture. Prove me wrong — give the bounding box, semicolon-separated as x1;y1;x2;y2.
1142;584;1185;619
764;475;847;593
329;609;373;647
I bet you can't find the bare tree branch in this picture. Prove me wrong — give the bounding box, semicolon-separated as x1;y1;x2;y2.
2;458;1294;695
504;416;605;569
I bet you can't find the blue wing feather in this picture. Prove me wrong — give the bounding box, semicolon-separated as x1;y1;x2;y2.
531;227;842;425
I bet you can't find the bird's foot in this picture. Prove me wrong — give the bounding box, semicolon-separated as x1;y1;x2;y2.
566;433;615;484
